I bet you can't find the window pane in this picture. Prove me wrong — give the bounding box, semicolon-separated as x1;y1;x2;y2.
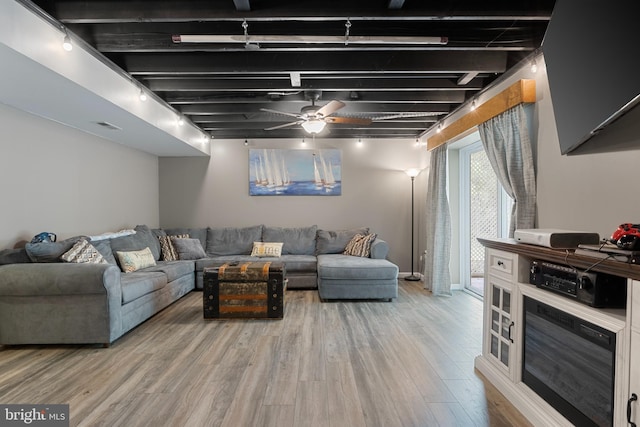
491;335;499;358
500;341;510;366
492;310;500;333
492;285;500;308
503;291;511;314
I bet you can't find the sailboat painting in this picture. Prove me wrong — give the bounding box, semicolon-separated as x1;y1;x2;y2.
249;149;341;196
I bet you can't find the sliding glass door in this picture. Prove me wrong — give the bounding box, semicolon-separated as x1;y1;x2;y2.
459;139;511;296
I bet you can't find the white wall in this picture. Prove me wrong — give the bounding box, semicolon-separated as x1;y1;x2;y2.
0;103;160;249
159;138;429;272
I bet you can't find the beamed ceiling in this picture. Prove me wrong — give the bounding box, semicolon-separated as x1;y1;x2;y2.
29;0;555;140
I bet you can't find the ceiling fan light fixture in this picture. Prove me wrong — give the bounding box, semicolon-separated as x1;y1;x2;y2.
301;119;326;134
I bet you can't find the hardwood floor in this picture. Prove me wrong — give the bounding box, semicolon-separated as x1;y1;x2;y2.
0;281;531;427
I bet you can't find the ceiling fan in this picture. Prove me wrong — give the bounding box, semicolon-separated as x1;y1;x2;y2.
260;91;372;134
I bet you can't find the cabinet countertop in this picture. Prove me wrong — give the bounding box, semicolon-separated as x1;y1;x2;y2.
478;237;640;281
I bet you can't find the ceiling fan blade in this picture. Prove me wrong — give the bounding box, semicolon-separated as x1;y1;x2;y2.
371;112;440;121
325;117;372;125
260;108;301;119
264;121;302;131
316;100;345;118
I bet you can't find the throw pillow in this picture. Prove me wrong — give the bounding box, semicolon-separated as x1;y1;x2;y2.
25;236;86;263
251;242;283;258
61;239;108;264
158;234;189;261
344;233;377;257
171;237;207;260
116;247;156;273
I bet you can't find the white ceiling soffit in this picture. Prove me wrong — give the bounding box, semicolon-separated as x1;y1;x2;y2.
0;1;210;157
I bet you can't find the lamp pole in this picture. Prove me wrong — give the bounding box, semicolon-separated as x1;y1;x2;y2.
405;169;421;281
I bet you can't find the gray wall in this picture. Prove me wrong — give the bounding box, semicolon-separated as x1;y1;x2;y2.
0;103;159;249
159;138;429;272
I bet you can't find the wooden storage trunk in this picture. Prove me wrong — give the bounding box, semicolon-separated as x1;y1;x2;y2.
203;261;286;319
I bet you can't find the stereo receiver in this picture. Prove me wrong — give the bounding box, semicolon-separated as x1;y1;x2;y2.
529;260;627;308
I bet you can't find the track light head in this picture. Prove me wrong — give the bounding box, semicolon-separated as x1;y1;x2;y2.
62;34;72;51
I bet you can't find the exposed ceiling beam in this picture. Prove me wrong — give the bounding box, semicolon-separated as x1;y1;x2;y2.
125;51;507;75
388;0;405;10
50;2;553;23
180;103;449;115
164;91;467;104
457;72;479;86
233;0;250;12
145;78;484;92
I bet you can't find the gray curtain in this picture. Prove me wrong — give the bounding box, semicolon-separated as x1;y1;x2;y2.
478;104;536;237
423;145;452;296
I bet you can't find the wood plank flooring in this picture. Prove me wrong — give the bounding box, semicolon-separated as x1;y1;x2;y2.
0;281;532;427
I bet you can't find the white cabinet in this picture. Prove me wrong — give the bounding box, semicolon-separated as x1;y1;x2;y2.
483;249;520;381
629;281;640;427
477;241;636;427
629;330;640;426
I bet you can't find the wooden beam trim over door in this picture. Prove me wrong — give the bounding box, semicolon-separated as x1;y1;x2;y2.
427;79;536;150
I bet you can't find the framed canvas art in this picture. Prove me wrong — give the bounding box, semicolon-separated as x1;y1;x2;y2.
249;149;341;196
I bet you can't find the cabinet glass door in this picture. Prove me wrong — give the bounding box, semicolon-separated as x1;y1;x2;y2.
489;283;512;369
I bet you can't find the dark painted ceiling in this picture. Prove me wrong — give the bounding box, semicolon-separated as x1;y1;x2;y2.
29;0;555;140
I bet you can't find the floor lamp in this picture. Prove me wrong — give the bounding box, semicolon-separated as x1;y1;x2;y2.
405;168;422;281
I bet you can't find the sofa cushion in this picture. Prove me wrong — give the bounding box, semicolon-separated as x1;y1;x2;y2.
25;236;85;263
262;225;317;255
317;254;398;280
142;260;195;282
206;225;263;256
316;228;369;254
343;233;377;257
61;239;108;264
0;248;31;265
116;247;156;273
109;225;161;261
120;271;167;304
278;255;317;271
196;255;316;272
163;227;208;250
171;237;207;260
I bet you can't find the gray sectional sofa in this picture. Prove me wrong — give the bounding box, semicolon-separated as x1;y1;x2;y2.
0;224;398;345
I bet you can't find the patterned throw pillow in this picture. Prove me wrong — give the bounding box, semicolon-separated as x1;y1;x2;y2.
116;247;156;273
61;239;108;264
158;234;189;261
251;242;283;258
343;233;377;257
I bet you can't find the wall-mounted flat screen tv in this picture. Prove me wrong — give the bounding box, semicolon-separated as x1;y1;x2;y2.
543;0;640;154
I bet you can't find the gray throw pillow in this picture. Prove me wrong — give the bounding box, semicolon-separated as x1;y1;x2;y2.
316;228;370;254
164;227;208;250
90;239;118;265
171;237;207;260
